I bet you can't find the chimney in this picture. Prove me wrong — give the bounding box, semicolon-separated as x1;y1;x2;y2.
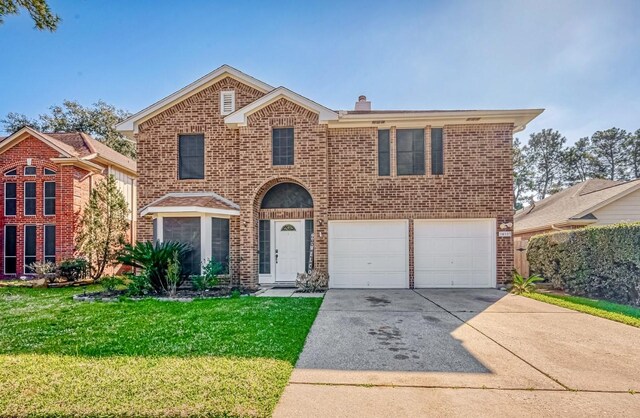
354;95;371;111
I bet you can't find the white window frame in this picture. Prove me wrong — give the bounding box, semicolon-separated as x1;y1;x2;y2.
23;224;37;275
43;181;55;216
4;168;17;176
44;167;57;175
220;90;236;115
3;225;17;275
24;181;36;216
44;224;56;264
24;166;36;176
4;182;16;217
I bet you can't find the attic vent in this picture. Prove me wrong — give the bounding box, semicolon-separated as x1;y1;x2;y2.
466;117;481;121
220;90;236;115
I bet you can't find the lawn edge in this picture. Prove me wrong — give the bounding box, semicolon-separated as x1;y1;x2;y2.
524;293;640;328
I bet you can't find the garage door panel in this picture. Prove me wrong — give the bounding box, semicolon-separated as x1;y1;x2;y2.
414;219;495;288
329;221;408;288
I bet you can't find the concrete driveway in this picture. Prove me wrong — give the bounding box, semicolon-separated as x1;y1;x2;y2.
274;289;640;417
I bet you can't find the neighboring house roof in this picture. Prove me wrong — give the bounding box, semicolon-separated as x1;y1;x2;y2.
514;179;640;234
0;127;136;175
224;86;339;127
116;64;544;137
139;192;240;217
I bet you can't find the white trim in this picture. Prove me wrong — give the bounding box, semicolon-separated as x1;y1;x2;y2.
23;166;36;176
155;217;164;242
43;181;56;216
3;168;17;176
4;182;16;217
327;219;410;289
201;216;211;269
413;218;497;289
3;224;17;275
220;90;236;115
273;219;305;283
0;127;76;158
116;65;274;135
23;224;36;275
23;181;36;216
225;86;339;127
141;206;239;217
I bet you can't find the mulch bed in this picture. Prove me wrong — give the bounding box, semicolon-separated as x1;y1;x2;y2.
74;287;254;302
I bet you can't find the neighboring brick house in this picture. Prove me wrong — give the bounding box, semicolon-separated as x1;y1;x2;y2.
117;65;542;289
0;127;137;278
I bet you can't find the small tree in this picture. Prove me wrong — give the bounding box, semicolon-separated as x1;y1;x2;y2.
77;175;130;280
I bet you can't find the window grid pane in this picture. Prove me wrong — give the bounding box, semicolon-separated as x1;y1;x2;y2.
4;225;17;275
396;129;425;175
178;134;205;179
378;130;390;176
211;218;230;274
24;166;36;176
272;128;294;165
24;182;36;215
44;182;56;215
44;225;56;264
5;183;16;216
24;225;36;273
259;220;271;274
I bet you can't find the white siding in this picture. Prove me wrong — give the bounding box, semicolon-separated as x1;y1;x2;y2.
593;189;640;225
108;167;137;226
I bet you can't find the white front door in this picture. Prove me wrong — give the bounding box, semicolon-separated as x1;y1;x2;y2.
274;220;304;282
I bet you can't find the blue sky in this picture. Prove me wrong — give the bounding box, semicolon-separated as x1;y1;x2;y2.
1;0;639;142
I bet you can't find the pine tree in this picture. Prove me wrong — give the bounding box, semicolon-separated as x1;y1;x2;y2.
77;175;130;280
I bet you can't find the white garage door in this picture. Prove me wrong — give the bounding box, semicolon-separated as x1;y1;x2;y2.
414;219;495;288
329;220;408;288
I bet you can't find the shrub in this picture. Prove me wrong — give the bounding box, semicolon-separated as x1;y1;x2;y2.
100;275;124;292
28;261;58;283
166;251;181;297
125;271;153;297
118;241;189;293
510;271;543;294
296;270;329;293
57;258;89;282
191;258;224;291
528;223;640;306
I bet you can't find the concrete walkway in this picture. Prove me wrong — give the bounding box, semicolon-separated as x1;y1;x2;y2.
274;289;640;417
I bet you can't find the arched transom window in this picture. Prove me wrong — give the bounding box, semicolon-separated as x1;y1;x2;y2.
260;183;313;209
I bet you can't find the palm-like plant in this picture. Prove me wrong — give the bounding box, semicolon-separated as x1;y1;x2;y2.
511;271;544;294
118;241;189;292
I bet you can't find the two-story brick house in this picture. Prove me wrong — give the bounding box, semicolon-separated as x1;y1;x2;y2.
0;127;137;278
117;65;542;289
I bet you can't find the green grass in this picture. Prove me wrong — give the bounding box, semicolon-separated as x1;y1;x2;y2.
0;286;322;417
525;292;640;328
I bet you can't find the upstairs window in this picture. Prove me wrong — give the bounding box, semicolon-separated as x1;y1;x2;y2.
44;181;56;216
4;168;17;176
431;128;444;175
4;183;16;216
24;166;36;176
272;128;294;166
396;129;425;176
378;130;390;176
44;168;56;175
220;91;236;115
178;134;205;180
24;182;36;215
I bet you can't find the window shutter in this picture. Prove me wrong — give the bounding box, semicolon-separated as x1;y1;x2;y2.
220;91;236;115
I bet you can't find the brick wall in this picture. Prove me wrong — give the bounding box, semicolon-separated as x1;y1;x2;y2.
134;76;515;287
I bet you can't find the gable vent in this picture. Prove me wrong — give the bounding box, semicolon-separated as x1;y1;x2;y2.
220;90;236;115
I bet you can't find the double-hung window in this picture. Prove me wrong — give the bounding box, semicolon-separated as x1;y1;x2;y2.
378;130;390;176
396;129;425;176
24;182;36;215
24;225;36;273
44;181;56;215
178;134;205;179
44;225;56;264
4;183;16;216
272;128;294;165
4;225;17;275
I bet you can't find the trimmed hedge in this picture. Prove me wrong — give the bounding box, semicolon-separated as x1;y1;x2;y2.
528;223;640;306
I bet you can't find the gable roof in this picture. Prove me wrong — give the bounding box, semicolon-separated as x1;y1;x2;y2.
224;86;339;127
116;65;274;135
0;127;136;175
514;178;640;233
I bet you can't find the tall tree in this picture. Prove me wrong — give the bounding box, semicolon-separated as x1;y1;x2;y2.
1;100;136;159
590;128;629;180
77;175;130;280
513;137;534;210
0;0;59;31
623;129;640;179
527;129;566;200
562;137;594;185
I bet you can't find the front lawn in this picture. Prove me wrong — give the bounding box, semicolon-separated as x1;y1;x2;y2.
525;292;640;328
0;286;322;417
